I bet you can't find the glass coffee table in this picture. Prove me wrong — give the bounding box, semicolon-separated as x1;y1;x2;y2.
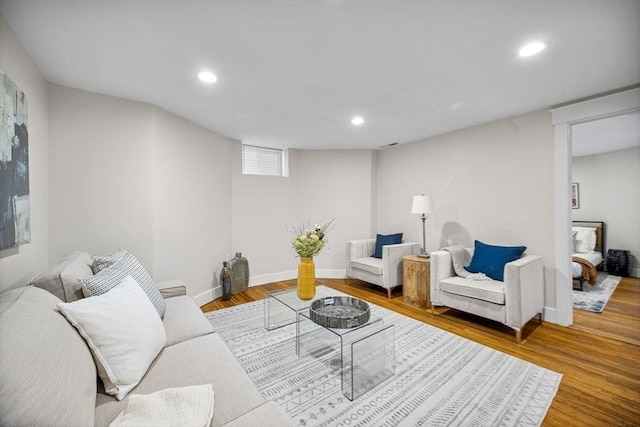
265;286;353;330
264;287;395;400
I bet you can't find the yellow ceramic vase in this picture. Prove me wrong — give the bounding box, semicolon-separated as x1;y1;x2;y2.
297;257;316;300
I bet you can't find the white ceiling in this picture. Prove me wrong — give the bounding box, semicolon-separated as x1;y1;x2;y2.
1;0;639;151
571;112;640;157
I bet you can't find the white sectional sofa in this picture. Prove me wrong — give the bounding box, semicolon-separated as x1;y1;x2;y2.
0;251;294;427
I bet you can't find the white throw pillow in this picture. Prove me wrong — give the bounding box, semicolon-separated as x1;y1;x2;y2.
57;276;166;400
572;226;597;253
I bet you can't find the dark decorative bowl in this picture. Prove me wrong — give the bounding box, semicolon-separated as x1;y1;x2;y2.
310;296;371;329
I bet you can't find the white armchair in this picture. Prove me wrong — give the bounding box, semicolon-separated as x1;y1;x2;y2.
347;239;419;298
430;248;544;342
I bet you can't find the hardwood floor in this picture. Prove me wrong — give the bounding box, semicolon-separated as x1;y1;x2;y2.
572;276;640;346
201;276;640;426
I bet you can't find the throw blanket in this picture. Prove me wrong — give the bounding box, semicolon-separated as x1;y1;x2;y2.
443;245;490;280
573;256;598;285
109;384;215;427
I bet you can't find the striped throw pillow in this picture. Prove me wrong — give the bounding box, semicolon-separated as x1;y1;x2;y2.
80;250;166;318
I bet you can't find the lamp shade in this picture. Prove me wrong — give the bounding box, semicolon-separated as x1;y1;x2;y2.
411;194;432;215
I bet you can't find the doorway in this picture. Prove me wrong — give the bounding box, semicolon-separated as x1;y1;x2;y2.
551;87;640;327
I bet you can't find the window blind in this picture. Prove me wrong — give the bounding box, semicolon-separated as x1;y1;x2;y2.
242;145;286;176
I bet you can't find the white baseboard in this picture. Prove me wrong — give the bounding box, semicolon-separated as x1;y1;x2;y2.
543;306;557;325
199;284;567;328
315;269;348;280
194;288;218;307
248;269;347;286
196;269;348;307
248;270;296;286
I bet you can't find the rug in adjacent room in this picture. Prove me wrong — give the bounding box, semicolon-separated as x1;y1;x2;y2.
573;273;622;313
206;286;562;427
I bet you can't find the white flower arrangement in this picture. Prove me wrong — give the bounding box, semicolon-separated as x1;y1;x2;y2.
291;218;336;258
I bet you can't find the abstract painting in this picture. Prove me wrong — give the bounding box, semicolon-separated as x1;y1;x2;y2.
0;69;30;250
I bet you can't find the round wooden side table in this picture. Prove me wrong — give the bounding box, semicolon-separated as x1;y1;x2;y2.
402;254;431;309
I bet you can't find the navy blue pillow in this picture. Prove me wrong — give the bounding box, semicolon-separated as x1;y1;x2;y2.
465;240;526;281
372;233;403;259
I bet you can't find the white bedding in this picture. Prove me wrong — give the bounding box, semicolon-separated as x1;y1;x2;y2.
572;262;581;279
572;252;603;278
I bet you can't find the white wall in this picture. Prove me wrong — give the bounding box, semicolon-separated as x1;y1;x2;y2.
0;16;49;292
377;110;557;308
229;144;297;284
9;69;378;300
48;85;155;268
230;147;376;284
47;84;234;303
1;14;563;313
295;150;376;274
572;146;640;277
3;64;561;313
151;107;233;303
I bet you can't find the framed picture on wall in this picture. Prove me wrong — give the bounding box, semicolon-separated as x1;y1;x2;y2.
571;183;580;209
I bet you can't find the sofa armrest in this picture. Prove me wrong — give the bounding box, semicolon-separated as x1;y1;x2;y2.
504;255;544;327
429;250;456;304
346;239;376;276
157;279;187;299
381;242;419;287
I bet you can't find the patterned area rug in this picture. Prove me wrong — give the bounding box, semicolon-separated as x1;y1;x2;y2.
207;287;562;427
206;286;562;426
573;273;622;313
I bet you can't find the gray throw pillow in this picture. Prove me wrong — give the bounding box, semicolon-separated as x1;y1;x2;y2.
92;248;127;274
80;250;166;318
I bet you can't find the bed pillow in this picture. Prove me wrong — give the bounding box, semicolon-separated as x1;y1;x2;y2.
57;275;166;401
372;233;403;259
572;227;597;253
80;250;166;318
465;240;526;281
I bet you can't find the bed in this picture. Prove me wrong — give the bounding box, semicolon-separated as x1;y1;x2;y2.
572;221;605;291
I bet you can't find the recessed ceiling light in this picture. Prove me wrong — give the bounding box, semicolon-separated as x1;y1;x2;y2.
197;71;218;83
518;42;547;57
351;116;365;126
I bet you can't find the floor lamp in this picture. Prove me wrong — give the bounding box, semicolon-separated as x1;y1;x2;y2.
411;194;432;258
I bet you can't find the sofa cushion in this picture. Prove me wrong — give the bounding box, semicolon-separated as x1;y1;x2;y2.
57;276;167;401
465;240;526;281
0;286;97;427
163;295;214;347
440;276;506;305
29;250;94;302
350;256;384;275
372;233;403;258
94;333;266;427
80;250;166;318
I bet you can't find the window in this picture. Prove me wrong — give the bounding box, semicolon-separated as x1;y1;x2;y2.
242;145;288;177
